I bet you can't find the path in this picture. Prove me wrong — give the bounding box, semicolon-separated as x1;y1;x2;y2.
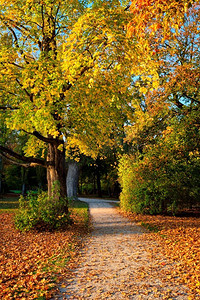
54;198;189;299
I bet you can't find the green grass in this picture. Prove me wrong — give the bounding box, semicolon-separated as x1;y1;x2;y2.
141;222;160;232
69;199;89;226
0;191;37;212
0;195;20;212
109;201;120;207
9;190;22;194
0;196;90;229
69;199;89;209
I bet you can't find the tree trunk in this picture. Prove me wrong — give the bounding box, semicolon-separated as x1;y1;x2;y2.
66;160;79;199
46;142;67;202
96;168;102;198
0;157;2;194
96;159;102;198
93;170;96;194
21;167;27;196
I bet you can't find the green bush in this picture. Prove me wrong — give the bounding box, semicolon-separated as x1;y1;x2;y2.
15;191;70;231
118;116;200;215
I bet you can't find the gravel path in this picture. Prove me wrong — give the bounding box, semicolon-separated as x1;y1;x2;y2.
55;198;189;299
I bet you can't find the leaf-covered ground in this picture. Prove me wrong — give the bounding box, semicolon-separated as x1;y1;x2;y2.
1;196;199;299
53;198;195;299
121;210;200;298
0;201;90;299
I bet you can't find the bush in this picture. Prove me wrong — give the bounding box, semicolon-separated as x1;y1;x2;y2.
119;122;200;215
15;191;71;231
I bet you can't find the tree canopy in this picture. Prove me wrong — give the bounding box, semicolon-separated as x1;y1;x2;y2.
0;0;134;201
119;0;200;214
1;0;199;219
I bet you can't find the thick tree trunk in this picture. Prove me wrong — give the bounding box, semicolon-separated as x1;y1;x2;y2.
0;175;2;194
46;142;67;202
66;160;79;199
0;157;2;194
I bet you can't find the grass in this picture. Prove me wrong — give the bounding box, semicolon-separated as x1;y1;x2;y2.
0;194;89;211
9;190;22;194
0;194;19;212
140;221;160;232
109;201;120;207
69;199;90;227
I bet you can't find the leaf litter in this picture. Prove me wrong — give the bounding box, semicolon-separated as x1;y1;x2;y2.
0;209;90;299
1;200;199;299
53;198;198;299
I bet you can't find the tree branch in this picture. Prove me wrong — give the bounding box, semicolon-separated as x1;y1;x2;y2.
7;25;35;64
62;82;72;93
7;25;22;54
0;152;31;167
15;78;33;101
183;93;200;104
10;62;24;69
33;130;62;144
0;106;19;110
0;145;46;167
21;129;62;145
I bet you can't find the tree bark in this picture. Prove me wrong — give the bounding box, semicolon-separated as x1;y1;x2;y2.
46;142;67;202
96;167;102;198
96;159;102;198
0;157;2;194
0;142;68;206
21;166;27;196
66;160;79;199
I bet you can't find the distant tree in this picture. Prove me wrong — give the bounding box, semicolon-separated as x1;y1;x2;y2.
66;160;79;199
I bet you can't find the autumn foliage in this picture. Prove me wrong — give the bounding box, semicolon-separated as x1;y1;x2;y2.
122;211;200;298
0;0;136;209
0;202;89;299
119;0;200;214
128;0;197;38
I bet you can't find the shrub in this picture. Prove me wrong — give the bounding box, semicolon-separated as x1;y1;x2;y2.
15;191;71;231
119;130;200;215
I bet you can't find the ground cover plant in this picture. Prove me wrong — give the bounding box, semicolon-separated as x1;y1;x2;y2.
0;198;89;299
121;210;200;298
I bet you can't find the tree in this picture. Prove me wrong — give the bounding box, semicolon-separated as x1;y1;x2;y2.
0;156;3;194
78;154;120;197
66;160;79;199
118;0;200;214
0;0;134;207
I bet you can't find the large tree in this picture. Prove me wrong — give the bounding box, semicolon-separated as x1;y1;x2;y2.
0;0;133;204
118;0;200;213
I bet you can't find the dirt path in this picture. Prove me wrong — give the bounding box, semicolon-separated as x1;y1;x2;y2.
54;198;189;299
